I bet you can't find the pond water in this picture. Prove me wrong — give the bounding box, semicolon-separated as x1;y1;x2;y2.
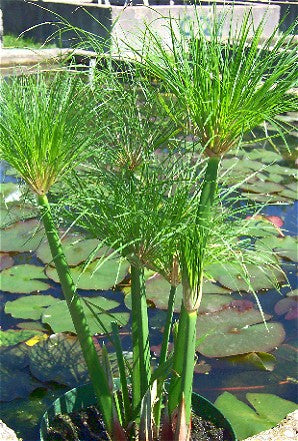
0;133;297;441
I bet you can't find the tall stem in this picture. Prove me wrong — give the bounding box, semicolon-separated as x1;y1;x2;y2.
37;194;113;434
155;285;177;429
131;265;151;417
168;156;220;422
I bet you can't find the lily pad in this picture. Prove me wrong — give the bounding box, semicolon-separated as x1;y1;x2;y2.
5;295;60;320
245;149;282;163
1;219;44;252
256;236;298;262
125;274;230;312
46;257;129;291
206;262;285;292
0;264;50;294
42;297;129;334
37;236;108;267
0;365;40;401
0;253;14;271
279;186;297;200
0;329;44;347
241;192;289;204
227;352;276;371
196;306;285;357
240;180;284;194
0;344;29;369
274;296;298;320
29;333;90;387
215;392;298;440
0;204;37;228
16;321;48;332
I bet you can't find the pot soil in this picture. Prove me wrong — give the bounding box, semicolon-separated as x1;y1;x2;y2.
40;384;237;441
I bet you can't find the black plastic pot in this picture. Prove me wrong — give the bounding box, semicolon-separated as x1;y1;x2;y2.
40;383;237;440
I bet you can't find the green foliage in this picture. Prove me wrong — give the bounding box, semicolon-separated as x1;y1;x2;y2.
138;11;297;156
1;219;44;253
3;33;56;49
0;72;97;194
42;297;129;334
197;308;285;357
0;329;44;347
215;392;298;439
0;264;50;294
46;256;129;290
5;295;60;320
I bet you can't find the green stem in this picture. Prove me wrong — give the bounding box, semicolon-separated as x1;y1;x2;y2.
168;302;190;418
37;194;113;434
131;265;151;417
168;300;197;424
111;322;131;426
197;156;220;236
155;285;176;430
168;156;220;422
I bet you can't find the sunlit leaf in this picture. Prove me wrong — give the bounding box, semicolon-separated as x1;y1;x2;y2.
42;297;129;334
0;264;50;294
0;253;14;271
0;329;44;347
196;306;285;357
5;295;60;320
215;392;297;440
206;262;285;292
46;257;129;290
227;352;276;371
37;235;108;267
1;219;44;252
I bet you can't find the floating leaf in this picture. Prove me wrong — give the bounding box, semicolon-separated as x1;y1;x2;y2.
286;289;298;297
0;253;14;271
227;352;276;371
206;262;285;292
25;334;48;347
42;297;129;334
256;236;298;262
0;264;50;294
0;203;37;228
29;333;90;387
125;273;230;311
274;296;298;320
0;365;40;401
279;186;297;200
0;329;44;347
0;344;29;369
16;321;48;332
46;257;129;291
215;392;298;440
274;342;298;382
5;295;60;320
37;235;108;267
196;306;285;357
241;192;289;204
1;219;44;252
240;180;284;194
244;216;281;238
245;149;282;163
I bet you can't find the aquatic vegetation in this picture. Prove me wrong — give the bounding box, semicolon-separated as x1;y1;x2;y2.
215;392;297;439
0;72;115;432
0;8;297;441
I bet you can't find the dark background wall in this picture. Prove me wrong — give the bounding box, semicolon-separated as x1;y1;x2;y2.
1;0;297;47
1;0;113;48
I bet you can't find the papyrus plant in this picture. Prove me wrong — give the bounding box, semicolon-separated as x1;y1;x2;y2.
131;8;297;431
0;72;120;436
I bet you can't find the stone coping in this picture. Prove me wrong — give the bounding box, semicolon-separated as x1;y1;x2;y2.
0;47;96;67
